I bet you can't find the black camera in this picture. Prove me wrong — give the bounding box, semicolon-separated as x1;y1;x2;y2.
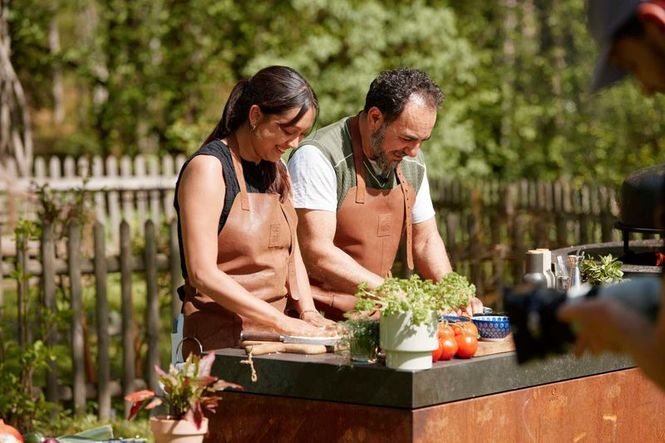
503;284;576;364
503;278;661;364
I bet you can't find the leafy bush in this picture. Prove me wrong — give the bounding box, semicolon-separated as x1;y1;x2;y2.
354;273;475;326
580;254;624;286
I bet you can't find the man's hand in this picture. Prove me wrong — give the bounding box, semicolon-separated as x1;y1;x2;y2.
454;297;485;317
557;298;641;355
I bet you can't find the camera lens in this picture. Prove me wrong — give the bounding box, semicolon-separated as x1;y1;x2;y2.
503;284;576;364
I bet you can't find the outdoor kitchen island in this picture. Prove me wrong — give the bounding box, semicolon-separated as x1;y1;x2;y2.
205;348;665;442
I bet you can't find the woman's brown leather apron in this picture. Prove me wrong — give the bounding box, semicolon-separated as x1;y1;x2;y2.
312;116;414;320
181;144;300;355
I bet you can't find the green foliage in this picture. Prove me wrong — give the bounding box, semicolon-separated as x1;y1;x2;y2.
11;0;662;183
355;273;474;326
341;318;380;361
433;272;478;310
0;340;60;431
29;415;150;441
126;352;242;427
580;254;624;286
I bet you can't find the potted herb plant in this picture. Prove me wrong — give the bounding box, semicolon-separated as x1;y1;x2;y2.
580;254;624;286
125;352;242;443
355;273;474;370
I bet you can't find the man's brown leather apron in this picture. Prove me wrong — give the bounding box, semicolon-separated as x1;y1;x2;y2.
181;144;301;355
312;116;415;320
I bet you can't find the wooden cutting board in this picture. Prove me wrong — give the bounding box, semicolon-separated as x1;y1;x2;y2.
241;341;328;356
475;334;515;357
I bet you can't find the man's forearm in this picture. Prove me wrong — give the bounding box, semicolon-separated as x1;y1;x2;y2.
413;228;452;282
306;244;384;294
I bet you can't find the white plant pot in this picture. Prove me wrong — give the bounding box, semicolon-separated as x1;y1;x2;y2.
380;311;438;371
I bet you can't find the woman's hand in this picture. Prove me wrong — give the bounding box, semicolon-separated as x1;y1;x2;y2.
277;316;337;337
300;310;338;331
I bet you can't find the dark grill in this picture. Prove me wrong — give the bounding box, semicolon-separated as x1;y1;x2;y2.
553;165;665;277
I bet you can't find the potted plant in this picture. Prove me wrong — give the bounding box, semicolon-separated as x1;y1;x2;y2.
355;273;475;370
125;352;242;443
580;254;624;286
341;317;380;364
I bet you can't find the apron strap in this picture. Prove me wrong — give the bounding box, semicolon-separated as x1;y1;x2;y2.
395;165;415;271
349;116;366;204
281;203;300;301
228;140;250;211
349;115;414;272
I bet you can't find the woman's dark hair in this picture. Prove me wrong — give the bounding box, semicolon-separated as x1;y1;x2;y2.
363;68;444;124
204;66;318;201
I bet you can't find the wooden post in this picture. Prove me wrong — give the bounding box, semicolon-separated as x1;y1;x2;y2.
16;227;27;350
120;220;135;415
68;221;86;416
162;155;176;223
534;182;549;247
554;181;567;247
64;156;76;178
490;209;504;298
599;186;612;242
511;213;526;284
120;157;135;233
41;221;59;403
503;183;521;283
94;221;111;420
0;225;3;318
468;189;483;295
579;185;590;245
148;157;161;225
145;220;160;391
467;212;483;296
135;155;148;233
92;156;107;226
106;156;121;252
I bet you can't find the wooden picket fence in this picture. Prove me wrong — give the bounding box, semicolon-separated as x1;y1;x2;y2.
0;154;640;418
430;179;624;303
4;217;182;420
0;154;187;251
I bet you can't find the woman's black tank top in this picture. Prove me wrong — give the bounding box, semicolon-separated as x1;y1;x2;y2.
174;139;272;279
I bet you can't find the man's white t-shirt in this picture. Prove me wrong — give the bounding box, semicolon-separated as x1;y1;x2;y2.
288;144;436;224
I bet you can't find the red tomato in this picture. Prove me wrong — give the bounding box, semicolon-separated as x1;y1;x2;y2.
438;323;455;340
438;337;458;361
432;347;443;362
455;333;478;359
451;321;478;338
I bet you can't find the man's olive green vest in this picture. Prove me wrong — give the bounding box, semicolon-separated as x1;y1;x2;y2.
301;116;426;210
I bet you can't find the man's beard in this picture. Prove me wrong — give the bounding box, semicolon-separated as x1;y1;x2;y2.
370;125;398;176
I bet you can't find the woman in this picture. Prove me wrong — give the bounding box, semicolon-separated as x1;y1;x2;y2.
175;66;335;354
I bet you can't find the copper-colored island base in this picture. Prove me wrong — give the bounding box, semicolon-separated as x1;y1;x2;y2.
206;369;664;443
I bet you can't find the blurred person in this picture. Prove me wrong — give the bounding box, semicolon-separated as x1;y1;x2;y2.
288;68;483;321
175;66;335;356
558;0;665;390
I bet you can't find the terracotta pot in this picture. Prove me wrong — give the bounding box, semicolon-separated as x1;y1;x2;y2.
149;417;208;443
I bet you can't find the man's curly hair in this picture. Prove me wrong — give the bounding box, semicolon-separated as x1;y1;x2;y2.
363;68;444;124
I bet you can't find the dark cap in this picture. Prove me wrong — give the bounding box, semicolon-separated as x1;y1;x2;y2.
588;0;643;92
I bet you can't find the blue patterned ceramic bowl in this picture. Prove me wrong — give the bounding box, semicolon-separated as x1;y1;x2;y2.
472;315;511;340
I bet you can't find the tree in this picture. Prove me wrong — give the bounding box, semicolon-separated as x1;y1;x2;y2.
0;0;33;177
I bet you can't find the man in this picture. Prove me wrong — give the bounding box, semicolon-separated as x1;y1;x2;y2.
558;0;665;390
288;68;482;320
